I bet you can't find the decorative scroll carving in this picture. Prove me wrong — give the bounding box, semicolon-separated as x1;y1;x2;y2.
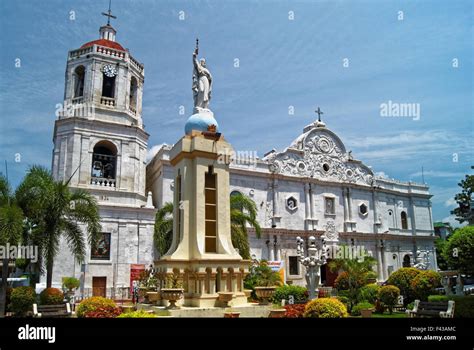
267;128;374;186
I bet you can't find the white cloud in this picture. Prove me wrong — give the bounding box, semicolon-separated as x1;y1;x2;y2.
444;197;457;208
146;144;166;163
441;215;467;228
409;170;465;179
375;171;389;178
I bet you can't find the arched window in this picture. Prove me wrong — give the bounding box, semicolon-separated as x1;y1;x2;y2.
403;254;411;267
129;76;138;110
230;190;243;212
401;211;408;230
102;74;116;98
74;65;85;98
91;141;117;186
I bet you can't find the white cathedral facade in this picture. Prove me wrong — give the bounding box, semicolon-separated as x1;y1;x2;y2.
44;21;437;296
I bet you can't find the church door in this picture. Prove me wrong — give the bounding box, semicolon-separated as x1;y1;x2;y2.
92;277;107;297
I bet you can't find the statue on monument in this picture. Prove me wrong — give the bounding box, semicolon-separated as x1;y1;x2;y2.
192;38;213;111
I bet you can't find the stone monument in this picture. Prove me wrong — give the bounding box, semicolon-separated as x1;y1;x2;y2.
154;40;249;307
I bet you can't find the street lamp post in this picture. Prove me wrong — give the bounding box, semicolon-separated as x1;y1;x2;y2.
296;235;328;300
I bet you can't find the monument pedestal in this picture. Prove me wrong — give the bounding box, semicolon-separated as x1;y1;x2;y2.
155;126;250;307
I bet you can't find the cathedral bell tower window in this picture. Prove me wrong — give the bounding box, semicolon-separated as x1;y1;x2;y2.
102;64;118;99
129;76;138;113
74;65;85;98
91;141;117;187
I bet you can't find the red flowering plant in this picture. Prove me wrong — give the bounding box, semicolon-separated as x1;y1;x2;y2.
76;296;122;318
84;306;122;318
283;303;307;318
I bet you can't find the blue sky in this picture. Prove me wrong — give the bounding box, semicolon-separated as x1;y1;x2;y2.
0;0;472;225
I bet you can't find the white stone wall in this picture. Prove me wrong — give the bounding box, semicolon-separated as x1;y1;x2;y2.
44;206;156;293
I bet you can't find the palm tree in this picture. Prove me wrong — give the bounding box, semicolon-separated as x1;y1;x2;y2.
154;193;261;259
230;193;261;259
0;175;24;317
153;202;174;256
15;166;101;288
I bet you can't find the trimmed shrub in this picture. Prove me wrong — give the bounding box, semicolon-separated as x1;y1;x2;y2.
303;297;348;318
39;288;64;305
411;270;441;301
272;285;308;304
378;285;400;314
351;301;375;316
76;297;121;318
427;295;448;302
449;295;474;318
359;283;380;304
117;309;157;318
386;267;421;305
336;295;349;309
283;303;307;318
62;277;80;291
334;272;350;290
10;286;36;317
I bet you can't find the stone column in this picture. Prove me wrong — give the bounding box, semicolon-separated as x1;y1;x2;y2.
376;242;383;281
393;199;399;229
272;179;280;229
343;188;349;230
197;274;206;295
209;273;217;294
268;239;275;261
372;189;379;234
347;188;353;222
304;183;311;230
409;196;417;236
309;183;315;230
230;270;238;292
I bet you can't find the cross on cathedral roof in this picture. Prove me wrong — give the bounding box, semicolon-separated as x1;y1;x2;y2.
101;0;117;26
315;107;324;122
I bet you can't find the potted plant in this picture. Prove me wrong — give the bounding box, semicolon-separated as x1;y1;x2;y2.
252;262;282;305
144;274;160;305
62;277;80;302
160;272;184;309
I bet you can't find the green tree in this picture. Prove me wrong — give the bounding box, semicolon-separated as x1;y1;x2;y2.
154;193;261;259
442;226;474;274
0;175;24;317
451;175;474;225
434;237;449;271
386;267;420;306
15;166;101;288
153;202;173;256
229;193;261;259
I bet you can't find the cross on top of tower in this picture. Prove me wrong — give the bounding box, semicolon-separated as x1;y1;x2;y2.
101;0;117;26
314;107;324;122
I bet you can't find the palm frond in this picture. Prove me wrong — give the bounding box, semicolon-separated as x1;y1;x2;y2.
61;219;86;263
68;189;101;247
0;204;24;245
154;202;174;256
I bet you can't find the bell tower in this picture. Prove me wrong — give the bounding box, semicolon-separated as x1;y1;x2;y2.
51;6;149;208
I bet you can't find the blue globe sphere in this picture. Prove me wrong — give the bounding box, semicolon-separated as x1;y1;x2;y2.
184;111;219;135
